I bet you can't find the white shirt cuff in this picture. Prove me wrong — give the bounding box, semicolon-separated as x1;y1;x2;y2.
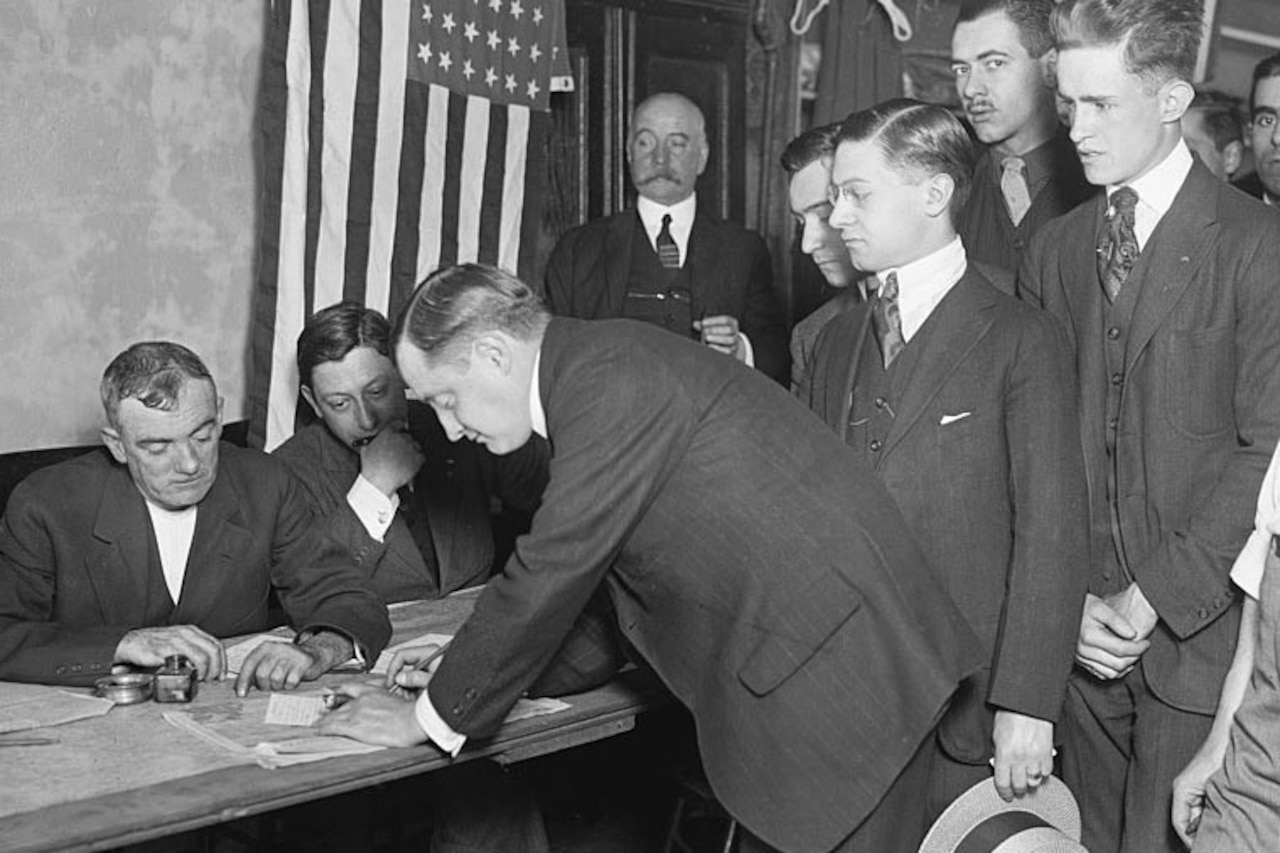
1232;529;1269;600
346;475;399;542
414;690;467;756
738;332;755;368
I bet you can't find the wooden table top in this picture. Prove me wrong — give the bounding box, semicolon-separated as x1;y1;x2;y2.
0;591;665;853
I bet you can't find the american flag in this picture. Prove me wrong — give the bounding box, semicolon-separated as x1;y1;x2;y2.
250;0;568;450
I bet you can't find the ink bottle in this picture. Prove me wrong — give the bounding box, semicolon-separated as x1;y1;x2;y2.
153;654;198;703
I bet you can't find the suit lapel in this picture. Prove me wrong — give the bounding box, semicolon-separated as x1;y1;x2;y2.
173;464;253;625
685;213;718;317
602;212;637;319
882;273;997;459
826;304;872;443
87;465;156;625
1061;195;1108;337
1124;165;1218;374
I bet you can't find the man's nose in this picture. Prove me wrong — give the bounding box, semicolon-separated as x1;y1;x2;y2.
437;410;465;442
173;441;200;474
961;70;983;100
800;222;823;256
829;198;852;230
354;400;378;432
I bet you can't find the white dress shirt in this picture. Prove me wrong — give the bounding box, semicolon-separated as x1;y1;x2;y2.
874;236;968;342
346;474;400;541
144;501;199;604
636;193;696;263
1108;140;1193;252
1231;444;1280;600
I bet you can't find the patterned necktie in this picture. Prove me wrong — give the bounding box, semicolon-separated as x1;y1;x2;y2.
1000;155;1032;226
1097;186;1140;302
872;271;904;369
656;213;681;269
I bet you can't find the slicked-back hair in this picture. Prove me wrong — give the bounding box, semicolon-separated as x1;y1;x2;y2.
956;0;1057;59
394;264;550;365
1051;0;1203;86
101;341;214;428
780;122;841;176
835;98;976;220
1250;53;1280;115
1189;88;1244;150
297;301;392;389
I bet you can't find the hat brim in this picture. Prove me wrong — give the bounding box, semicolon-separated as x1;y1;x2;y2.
918;776;1082;853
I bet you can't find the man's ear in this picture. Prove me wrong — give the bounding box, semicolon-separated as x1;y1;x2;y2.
300;385;321;419
923;173;956;219
473;333;513;375
101;425;127;465
1223;139;1244;178
1037;48;1058;89
696;139;709;176
1160;79;1195;124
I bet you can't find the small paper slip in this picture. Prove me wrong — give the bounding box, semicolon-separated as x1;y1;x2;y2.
224;634;293;675
164;712;385;769
371;632;453;675
506;696;571;723
264;693;328;727
0;685;115;734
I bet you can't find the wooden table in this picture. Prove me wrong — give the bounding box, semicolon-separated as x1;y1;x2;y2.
0;592;666;853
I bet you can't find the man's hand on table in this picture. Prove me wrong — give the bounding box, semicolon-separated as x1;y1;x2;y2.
116;624;226;681
314;682;429;747
234;630;353;697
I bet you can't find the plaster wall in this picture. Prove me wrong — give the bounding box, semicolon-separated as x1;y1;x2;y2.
0;1;264;452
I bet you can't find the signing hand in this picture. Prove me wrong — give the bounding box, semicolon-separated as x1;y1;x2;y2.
235;639;331;697
991;711;1055;801
315;682;429;747
360;423;425;496
115;625;226;681
693;315;744;361
1075;591;1153;680
383;643;448;693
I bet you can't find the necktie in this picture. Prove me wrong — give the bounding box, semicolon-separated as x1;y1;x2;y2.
656;213;681;269
872;271;904;369
1097;186;1140;302
1000;156;1032;226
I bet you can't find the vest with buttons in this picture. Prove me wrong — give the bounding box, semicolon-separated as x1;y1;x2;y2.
623;215;696;338
847;309;931;463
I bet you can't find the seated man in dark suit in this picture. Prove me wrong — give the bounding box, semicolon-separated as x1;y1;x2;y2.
951;0;1094;279
543;92;789;383
781;121;862;392
1232;53;1280;204
804;98;1088;822
1182;88;1245;182
320;263;985;853
0;342;390;694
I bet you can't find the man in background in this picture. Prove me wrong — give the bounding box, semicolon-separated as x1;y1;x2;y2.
0;342;390;694
780;121;861;392
1182;88;1245;182
543;92;789;383
1019;2;1280;849
1233;53;1280;204
952;0;1094;279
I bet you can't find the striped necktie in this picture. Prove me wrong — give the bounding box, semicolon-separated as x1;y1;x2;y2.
1000;155;1032;226
872;271;904;369
656;213;681;269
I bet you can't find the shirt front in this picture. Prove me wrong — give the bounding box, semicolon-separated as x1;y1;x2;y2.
874;237;968;343
1108;140;1193;251
636;193;696;265
145;501;199;604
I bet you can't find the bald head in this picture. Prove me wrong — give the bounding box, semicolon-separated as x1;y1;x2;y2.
628;92;709;205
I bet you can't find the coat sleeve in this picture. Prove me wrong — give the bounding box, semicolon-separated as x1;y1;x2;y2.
426;344;695;736
737;232;790;385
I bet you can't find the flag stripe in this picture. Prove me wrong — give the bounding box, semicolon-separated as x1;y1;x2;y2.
499;104;530;273
437;92;468;269
341;0;383;305
478;101;508;266
314;0;359;313
391;79;428;308
301;0;330;322
457;95;490;264
415;84;450;282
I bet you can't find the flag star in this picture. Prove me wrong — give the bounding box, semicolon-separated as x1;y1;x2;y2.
463;21;479;42
526;78;541;100
510;0;524;19
505;73;517;92
533;6;544;24
487;29;501;50
441;12;456;33
421;3;433;21
438;50;453;71
417;42;433;65
529;43;542;63
489;0;502;11
485;67;498;87
507;36;521;56
462;59;475;79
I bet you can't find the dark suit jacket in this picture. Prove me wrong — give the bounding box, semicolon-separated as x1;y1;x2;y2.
1232;170;1268;201
800;268;1088;762
0;444;391;686
273;402;548;603
1019;161;1280;713
543;207;790;383
425;318;983;853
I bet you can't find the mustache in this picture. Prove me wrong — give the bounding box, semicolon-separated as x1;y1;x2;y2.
636;171;679;184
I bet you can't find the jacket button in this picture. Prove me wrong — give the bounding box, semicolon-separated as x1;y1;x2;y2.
869;439;882;452
874;396;887;409
55;665;67;675
1110;372;1124;386
452;705;463;716
1108;419;1118;431
465;688;478;700
1198;607;1209;619
1107;327;1121;340
71;664;82;673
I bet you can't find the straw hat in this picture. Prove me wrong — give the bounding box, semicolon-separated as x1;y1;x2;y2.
918;776;1087;853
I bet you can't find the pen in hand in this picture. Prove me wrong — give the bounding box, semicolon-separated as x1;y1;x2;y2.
387;639;452;697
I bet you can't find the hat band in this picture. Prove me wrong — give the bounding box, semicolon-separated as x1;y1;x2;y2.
955;811;1051;853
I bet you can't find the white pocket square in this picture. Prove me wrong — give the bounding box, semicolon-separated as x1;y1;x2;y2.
939;412;972;426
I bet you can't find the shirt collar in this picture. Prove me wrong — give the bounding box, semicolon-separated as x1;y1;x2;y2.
529;346;546;439
636;193;697;260
876;237;967;342
1108;140;1193;248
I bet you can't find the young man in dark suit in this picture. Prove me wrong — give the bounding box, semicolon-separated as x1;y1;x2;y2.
320;263;985;853
1232;53;1280;204
802;98;1088;823
543;92;789;383
951;0;1094;279
1018;2;1280;850
0;342;390;693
